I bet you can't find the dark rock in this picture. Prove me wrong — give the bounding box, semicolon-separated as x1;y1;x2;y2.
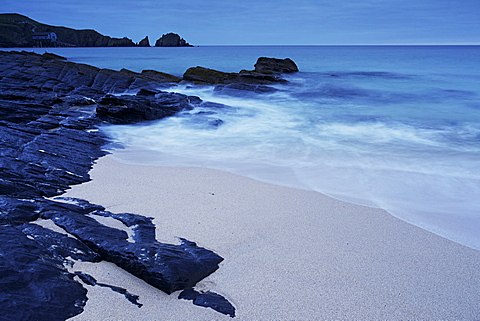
183;66;287;85
74;272;142;307
142;70;182;83
69;85;105;100
254;57;299;73
136;88;160;96
96;92;194;124
20;222;102;262
141;69;182;83
42;52;68;60
91;209;156;243
0;107;106;197
40;199;224;295
187;95;203;105
0;196;40;225
179;289;236;317
155;33;193;47
138;36;151;47
183;57;298;85
0;51;179;97
0;225;88;320
0;49;232;319
183;66;239;84
238;70;288;84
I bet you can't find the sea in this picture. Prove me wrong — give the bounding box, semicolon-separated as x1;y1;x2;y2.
9;45;480;250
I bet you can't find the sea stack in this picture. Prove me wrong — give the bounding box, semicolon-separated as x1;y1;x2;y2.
138;36;150;47
155;33;192;47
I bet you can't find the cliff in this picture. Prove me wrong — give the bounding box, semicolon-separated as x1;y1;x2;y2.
0;13;136;47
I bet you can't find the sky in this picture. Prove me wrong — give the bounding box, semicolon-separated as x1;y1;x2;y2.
2;0;479;45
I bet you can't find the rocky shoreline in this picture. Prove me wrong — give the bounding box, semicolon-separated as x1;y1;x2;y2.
0;50;297;319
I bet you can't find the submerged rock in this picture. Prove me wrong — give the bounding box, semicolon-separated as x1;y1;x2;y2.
214;83;278;96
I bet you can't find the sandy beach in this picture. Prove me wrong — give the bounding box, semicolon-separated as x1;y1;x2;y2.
63;154;480;320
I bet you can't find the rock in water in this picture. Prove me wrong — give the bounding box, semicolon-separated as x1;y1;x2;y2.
254;57;299;73
183;66;240;84
182;57;299;85
96;92;195;124
155;33;193;47
183;66;288;85
138;36;151;47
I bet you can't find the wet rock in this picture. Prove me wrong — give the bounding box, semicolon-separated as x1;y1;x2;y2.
0;197;40;225
39;199;224;295
91;209;156;243
141;69;182;83
179;288;236;317
0;51;180;96
183;57;298;85
237;69;288;84
74;271;143;307
0;225;88;321
20;222;102;262
183;66;240;84
254;57;299;73
183;66;287;85
0;49;230;319
96;92;194;124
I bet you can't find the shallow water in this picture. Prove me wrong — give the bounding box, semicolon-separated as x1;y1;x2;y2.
8;45;480;250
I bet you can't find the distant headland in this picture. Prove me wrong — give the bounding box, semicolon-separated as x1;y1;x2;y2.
0;13;193;48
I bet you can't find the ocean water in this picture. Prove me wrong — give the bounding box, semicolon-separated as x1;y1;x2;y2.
13;46;480;250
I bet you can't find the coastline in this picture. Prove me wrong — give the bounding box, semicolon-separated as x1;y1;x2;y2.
64;154;480;320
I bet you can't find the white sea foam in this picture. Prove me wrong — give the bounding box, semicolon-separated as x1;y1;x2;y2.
104;80;480;250
38;45;479;250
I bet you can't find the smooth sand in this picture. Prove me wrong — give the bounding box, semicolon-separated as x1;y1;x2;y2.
63;155;480;320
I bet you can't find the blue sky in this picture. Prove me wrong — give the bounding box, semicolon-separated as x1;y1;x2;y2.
2;0;479;45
